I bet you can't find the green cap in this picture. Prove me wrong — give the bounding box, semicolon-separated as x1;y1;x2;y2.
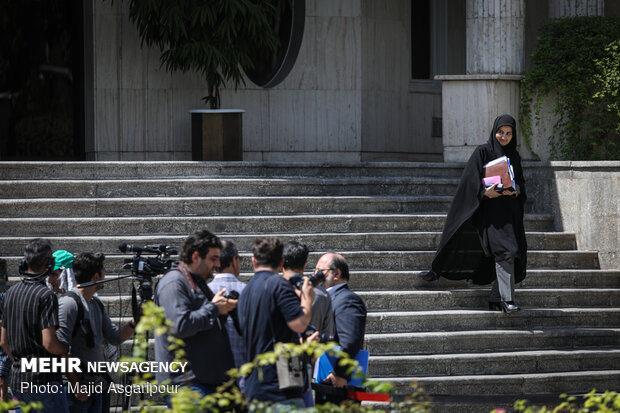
52;250;74;271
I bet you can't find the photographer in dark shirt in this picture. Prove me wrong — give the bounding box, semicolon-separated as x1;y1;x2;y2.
238;237;315;408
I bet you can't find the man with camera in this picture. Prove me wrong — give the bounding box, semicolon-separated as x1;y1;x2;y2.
208;240;247;392
238;237;315;408
282;241;335;340
0;239;74;412
56;252;135;412
314;252;367;404
154;230;237;400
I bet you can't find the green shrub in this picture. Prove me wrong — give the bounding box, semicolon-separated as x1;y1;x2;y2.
128;301;432;413
520;17;620;160
497;390;620;413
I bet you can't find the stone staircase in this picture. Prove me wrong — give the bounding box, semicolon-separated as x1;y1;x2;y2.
1;161;619;413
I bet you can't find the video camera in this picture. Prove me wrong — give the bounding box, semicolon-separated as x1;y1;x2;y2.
118;242;177;321
289;270;326;290
119;242;177;278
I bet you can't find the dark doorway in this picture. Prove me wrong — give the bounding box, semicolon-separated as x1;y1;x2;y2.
0;0;84;161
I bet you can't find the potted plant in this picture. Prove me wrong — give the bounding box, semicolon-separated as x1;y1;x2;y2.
124;0;293;160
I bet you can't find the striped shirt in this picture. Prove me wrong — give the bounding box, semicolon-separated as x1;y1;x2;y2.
1;279;62;388
208;274;247;369
0;292;11;378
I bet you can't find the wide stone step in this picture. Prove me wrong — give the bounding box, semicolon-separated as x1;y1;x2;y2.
94;289;620;317
375;370;620;397
118;327;620;356
105;309;620;335
0;214;556;236
0;161;466;180
0;250;601;277
358;289;620;311
364;328;620;355
368;349;620;377
0;177;461;198
366;308;620;333
113;338;620;379
12;269;618;296
0;196;456;217
0;232;577;256
115;328;620;359
348;269;620;291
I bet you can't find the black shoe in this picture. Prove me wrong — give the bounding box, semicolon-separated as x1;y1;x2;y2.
501;301;520;313
419;270;440;282
488;301;502;311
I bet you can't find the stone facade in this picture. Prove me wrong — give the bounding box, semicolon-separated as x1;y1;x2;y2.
84;0;615;162
86;0;441;162
437;74;522;162
525;161;620;269
437;0;615;162
439;0;526;162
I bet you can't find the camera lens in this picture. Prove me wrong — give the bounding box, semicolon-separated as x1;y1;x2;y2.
310;270;325;286
223;290;239;299
289;274;305;289
304;324;317;337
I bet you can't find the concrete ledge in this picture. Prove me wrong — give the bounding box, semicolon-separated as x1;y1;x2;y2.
524;161;620;269
435;74;524;81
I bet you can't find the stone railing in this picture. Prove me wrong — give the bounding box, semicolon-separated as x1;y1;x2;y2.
525;161;620;269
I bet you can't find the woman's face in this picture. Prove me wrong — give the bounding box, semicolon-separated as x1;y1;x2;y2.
495;125;513;147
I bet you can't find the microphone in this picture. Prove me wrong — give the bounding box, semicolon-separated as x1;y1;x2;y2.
118;242;140;254
118;243;161;254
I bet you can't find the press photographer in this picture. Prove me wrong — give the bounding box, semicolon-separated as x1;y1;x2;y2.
282;241;335;343
154;230;237;404
238;237;315;408
57;252;136;412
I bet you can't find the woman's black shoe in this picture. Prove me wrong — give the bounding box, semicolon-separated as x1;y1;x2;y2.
501;301;520;313
488;301;502;311
419;270;440;282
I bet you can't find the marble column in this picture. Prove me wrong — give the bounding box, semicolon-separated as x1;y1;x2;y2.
549;0;604;18
466;0;526;75
438;0;525;162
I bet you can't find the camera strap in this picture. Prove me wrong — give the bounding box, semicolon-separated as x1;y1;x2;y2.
262;275;307;391
177;262;196;291
177;262;223;329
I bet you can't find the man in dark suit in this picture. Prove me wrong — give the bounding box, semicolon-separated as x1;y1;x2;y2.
314;252;367;404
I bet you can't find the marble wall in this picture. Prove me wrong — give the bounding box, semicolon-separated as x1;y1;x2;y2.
526;161;620;269
360;0;443;162
548;0;605;17
221;0;364;162
86;0;446;162
438;75;523;162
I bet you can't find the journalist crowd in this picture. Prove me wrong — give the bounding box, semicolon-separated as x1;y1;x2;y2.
0;231;368;412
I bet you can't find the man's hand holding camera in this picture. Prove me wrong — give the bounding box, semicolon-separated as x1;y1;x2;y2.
299;276;316;304
212;288;238;315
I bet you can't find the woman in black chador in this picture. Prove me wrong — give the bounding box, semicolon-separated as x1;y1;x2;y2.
421;114;527;313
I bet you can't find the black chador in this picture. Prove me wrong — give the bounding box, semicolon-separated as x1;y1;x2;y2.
426;114;528;285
